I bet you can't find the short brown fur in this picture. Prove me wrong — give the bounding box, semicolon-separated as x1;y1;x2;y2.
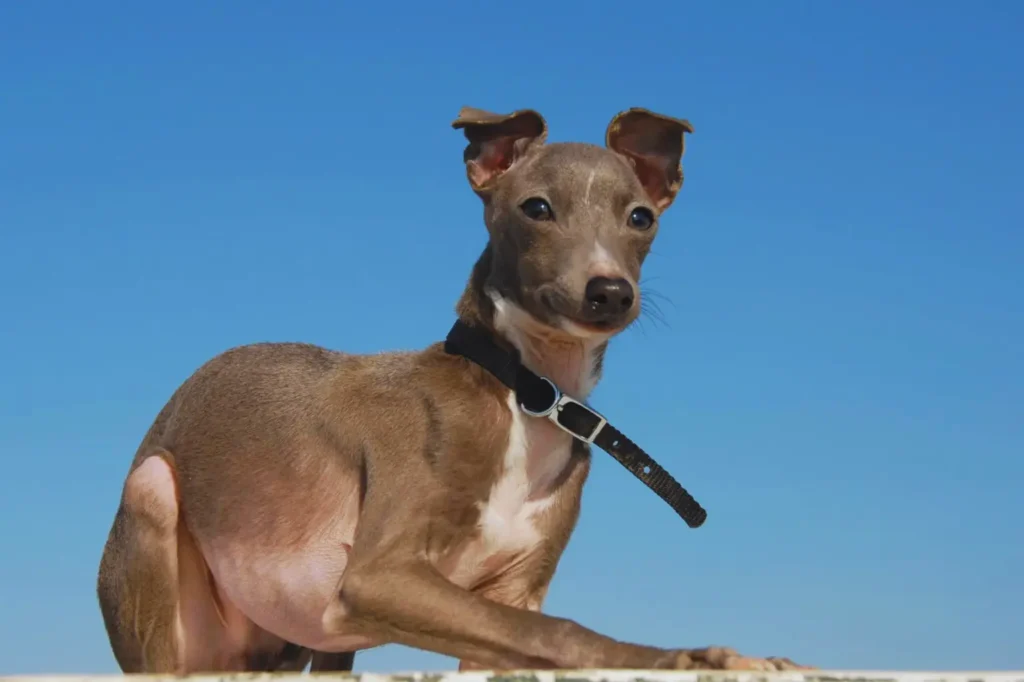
96;106;808;673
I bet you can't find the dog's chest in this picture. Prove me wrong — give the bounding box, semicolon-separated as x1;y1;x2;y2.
445;393;574;588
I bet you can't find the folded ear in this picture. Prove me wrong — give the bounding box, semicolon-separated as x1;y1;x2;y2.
606;108;694;211
452;107;547;193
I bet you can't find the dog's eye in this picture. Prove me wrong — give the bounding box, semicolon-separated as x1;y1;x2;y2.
628;207;655;231
520;197;554;221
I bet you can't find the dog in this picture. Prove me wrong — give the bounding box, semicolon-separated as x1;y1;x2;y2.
96;106;808;673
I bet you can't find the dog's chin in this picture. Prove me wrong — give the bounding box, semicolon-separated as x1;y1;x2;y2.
536;296;631;340
557;316;629;340
510;292;634;343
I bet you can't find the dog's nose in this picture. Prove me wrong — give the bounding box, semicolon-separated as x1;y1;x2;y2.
584;276;635;320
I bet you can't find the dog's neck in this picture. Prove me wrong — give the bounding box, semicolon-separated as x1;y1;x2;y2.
455;245;608;399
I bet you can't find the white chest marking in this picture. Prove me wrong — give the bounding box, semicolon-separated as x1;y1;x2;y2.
477;392;557;554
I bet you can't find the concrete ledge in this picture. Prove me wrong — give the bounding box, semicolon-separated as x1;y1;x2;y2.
4;672;1023;682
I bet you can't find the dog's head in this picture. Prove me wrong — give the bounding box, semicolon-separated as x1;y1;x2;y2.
454;107;692;339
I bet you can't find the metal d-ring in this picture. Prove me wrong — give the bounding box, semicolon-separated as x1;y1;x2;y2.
519;376;560;418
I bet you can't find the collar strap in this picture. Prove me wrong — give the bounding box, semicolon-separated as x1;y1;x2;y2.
444;318;707;529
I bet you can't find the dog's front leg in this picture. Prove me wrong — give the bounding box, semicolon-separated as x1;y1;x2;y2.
456;579;549;671
317;462;671;670
324;556;805;670
323;555;676;670
319;430;809;671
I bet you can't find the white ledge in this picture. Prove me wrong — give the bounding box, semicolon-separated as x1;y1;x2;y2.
3;671;1023;682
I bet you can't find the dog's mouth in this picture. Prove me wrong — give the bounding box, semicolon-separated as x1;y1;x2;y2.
537;290;635;338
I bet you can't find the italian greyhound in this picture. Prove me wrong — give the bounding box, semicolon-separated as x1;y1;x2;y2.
97;106;808;673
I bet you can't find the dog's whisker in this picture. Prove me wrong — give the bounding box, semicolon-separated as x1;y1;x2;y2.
642;286;678;311
639;300;671;331
646;302;670;324
643;297;667;318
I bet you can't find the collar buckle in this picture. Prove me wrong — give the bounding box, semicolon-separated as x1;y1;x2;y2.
519;376;607;444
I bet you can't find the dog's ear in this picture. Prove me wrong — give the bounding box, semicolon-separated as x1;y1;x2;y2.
452;107;547;193
606;108;694;211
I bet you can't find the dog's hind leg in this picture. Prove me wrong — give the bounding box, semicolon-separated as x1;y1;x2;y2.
310;651;356;672
97;449;254;673
97;451;186;673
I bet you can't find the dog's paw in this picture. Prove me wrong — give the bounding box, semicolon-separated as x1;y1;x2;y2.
671;647;814;671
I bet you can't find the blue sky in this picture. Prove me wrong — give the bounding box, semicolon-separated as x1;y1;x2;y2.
1;0;1022;674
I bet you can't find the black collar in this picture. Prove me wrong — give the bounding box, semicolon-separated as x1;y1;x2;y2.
444;318;707;529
